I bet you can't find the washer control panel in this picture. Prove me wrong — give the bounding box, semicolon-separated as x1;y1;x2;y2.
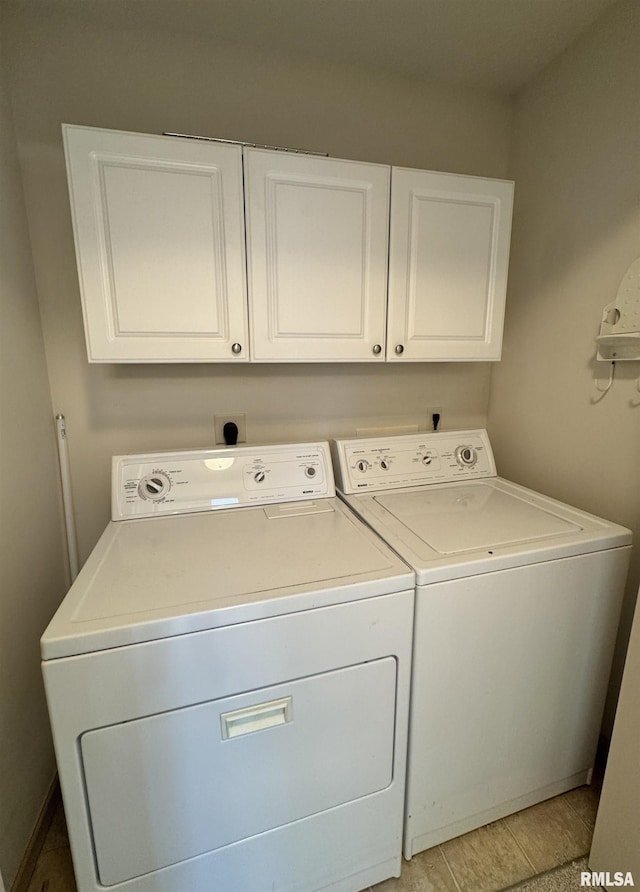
112;443;333;520
332;430;496;494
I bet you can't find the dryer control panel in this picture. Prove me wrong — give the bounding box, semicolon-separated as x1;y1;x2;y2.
332;430;496;494
112;443;334;520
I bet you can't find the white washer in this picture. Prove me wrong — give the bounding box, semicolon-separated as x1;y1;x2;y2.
332;429;631;859
41;442;415;892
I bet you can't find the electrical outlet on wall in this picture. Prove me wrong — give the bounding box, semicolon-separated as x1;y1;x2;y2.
214;414;247;445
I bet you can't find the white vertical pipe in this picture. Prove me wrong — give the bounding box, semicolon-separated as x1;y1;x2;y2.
55;413;80;582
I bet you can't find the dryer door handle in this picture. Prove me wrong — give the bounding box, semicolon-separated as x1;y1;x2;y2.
220;697;292;740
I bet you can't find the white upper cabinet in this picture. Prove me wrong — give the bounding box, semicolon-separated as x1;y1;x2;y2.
244;148;390;361
387;168;514;361
63;125;514;364
63;125;249;362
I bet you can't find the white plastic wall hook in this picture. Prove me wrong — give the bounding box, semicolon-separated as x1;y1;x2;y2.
594;361;616;394
596;258;640;361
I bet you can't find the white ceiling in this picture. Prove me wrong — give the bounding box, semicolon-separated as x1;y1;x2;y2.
7;0;619;95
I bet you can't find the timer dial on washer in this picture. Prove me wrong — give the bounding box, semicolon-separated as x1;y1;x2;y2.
138;473;170;501
356;460;370;473
455;445;478;467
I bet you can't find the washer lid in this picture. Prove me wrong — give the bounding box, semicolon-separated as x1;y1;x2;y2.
340;477;631;585
41;497;413;660
374;484;581;554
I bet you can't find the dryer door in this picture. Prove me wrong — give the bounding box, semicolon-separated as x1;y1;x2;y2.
81;657;397;885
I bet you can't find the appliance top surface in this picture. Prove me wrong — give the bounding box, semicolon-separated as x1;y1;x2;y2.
332;430;631;583
374;481;582;553
42;441;413;660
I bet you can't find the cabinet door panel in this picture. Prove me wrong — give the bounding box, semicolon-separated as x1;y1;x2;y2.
245;149;389;361
64;126;249;362
388;169;513;361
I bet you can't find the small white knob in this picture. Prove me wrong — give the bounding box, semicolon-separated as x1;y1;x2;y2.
254;470;266;483
372;344;382;355
395;344;404;355
231;343;242;355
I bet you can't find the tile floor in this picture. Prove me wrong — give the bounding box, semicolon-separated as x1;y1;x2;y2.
372;786;599;892
25;786;600;892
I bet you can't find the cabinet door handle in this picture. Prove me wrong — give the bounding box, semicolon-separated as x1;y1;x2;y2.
231;342;242;355
395;344;404;355
372;344;382;355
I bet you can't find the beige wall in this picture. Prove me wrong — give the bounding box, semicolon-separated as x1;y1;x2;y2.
4;8;513;563
488;0;640;730
590;588;640;875
0;20;67;888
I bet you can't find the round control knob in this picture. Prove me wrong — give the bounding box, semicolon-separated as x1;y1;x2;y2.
356;460;369;473
422;454;432;465
138;473;170;501
455;445;478;467
254;470;266;483
380;459;390;470
395;344;404;355
372;344;382;356
305;466;317;478
231;342;242;355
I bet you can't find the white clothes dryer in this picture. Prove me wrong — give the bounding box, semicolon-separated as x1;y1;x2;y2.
41;442;415;892
331;430;631;859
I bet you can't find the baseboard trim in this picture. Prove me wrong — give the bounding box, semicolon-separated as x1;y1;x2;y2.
10;774;60;892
